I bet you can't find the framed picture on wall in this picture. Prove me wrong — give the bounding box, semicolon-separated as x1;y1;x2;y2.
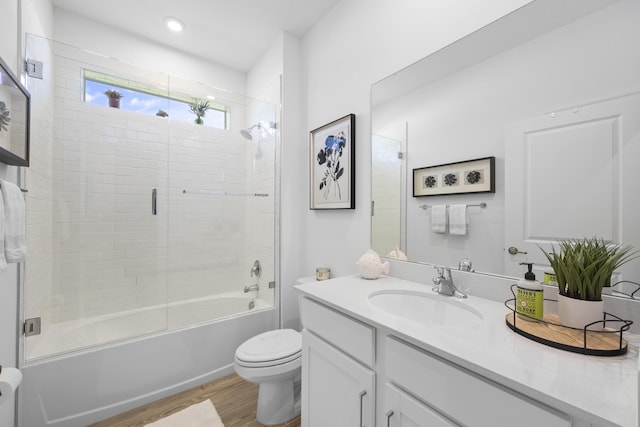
0;56;30;166
309;114;356;209
413;156;495;197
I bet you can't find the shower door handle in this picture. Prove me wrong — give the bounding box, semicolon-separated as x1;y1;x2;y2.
152;188;157;215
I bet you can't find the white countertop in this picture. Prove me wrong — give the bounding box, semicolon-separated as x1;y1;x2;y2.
296;274;639;427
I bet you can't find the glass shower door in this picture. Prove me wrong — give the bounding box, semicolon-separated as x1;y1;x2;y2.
23;34;279;361
165;78;279;329
23;35;170;360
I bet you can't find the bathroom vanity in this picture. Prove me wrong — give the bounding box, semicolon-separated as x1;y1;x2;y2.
296;275;639;426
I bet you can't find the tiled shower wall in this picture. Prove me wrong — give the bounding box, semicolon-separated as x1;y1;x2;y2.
25;36;275;329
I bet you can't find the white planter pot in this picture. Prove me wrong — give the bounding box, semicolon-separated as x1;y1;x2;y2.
557;294;605;330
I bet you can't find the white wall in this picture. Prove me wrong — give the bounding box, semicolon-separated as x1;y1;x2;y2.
53;9;245;96
0;1;53;425
0;0;18;71
0;0;20;421
247;32;306;330
301;0;533;277
277;33;306;329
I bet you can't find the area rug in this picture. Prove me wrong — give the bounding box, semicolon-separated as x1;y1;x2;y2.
144;400;224;427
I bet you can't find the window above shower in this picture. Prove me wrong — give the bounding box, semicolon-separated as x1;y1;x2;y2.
83;69;229;129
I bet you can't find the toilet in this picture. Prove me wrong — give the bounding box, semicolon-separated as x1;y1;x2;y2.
234;328;302;425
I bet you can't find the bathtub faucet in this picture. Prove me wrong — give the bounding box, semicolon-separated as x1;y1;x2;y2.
244;284;260;293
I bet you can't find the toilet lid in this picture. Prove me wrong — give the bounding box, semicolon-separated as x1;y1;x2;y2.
235;329;301;364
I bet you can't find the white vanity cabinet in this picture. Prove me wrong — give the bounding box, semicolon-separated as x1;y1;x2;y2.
300;297;376;426
385;336;571;427
300;295;573;427
296;275;637;426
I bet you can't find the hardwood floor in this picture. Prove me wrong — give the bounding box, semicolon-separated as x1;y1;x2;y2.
89;373;301;427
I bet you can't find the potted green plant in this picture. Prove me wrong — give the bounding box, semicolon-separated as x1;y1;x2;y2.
541;237;638;329
104;90;124;108
188;99;213;125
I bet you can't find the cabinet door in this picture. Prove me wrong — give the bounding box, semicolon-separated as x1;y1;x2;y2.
302;330;375;427
385;384;459;427
385;336;570;427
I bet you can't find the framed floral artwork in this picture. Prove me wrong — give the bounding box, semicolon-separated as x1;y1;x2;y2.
0;56;30;166
413;156;495;197
310;114;356;209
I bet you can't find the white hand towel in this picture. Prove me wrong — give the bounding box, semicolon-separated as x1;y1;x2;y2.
449;204;468;235
0;179;27;264
431;204;448;234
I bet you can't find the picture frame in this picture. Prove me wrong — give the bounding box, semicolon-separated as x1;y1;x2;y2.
413;156;495;197
0;56;30;166
310;114;355;209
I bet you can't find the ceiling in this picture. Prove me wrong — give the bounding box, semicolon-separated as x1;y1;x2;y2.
51;0;341;72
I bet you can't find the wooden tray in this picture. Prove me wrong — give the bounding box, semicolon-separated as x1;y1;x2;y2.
505;312;628;356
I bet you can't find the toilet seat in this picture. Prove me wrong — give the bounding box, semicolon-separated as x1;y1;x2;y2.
235;329;301;368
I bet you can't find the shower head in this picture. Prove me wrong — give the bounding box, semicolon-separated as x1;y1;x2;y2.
240;128;254;140
240;121;277;140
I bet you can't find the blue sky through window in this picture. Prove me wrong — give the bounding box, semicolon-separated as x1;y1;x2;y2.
84;79;227;129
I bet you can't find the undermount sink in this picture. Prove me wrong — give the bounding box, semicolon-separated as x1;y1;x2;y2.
368;290;484;328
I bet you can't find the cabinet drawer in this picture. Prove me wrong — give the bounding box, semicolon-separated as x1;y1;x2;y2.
300;297;375;366
385;336;570;427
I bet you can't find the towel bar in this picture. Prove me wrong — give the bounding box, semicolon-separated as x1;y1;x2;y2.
419;202;486;210
183;189;269;197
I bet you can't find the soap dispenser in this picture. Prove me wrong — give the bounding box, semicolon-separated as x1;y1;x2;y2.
515;262;543;320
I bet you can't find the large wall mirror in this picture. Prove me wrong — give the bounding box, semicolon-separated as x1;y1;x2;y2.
371;0;640;298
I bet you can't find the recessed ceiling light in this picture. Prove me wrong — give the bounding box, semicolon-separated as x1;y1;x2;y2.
164;16;184;32
207;95;216;100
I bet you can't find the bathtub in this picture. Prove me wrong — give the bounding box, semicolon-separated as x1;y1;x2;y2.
25;292;272;361
19;292;277;427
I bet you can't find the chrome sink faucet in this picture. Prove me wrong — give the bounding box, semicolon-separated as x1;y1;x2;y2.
432;266;467;298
